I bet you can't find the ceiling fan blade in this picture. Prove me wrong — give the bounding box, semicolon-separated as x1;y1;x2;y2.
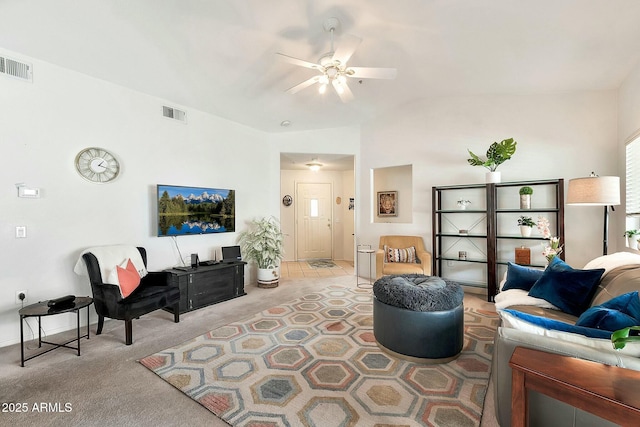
286;75;321;94
332;34;362;66
332;79;354;103
347;66;397;80
276;53;322;70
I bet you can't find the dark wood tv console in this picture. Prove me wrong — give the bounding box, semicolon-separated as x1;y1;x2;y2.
164;261;246;314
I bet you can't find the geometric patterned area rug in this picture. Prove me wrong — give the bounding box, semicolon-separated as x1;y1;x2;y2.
307;260;339;269
140;286;499;427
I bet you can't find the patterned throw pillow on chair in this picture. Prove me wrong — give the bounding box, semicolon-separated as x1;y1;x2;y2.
384;245;417;263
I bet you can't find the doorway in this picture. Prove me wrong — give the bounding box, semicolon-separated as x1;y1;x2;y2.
296;183;333;260
279;153;355;263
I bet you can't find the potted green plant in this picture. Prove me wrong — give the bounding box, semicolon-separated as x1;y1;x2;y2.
624;229;639;250
517;215;535;237
611;326;640;350
519;186;533;209
467;138;517;183
237;216;284;288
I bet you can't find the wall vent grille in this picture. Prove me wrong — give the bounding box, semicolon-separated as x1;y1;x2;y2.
162;106;187;123
0;55;33;82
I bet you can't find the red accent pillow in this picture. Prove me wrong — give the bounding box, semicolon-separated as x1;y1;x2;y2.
115;259;141;298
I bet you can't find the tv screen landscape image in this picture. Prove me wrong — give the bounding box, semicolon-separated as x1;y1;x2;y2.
157;184;235;236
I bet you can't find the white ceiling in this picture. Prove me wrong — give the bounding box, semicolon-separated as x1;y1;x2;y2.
2;0;640;133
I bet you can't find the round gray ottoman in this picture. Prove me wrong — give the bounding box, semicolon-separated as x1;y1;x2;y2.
373;274;464;362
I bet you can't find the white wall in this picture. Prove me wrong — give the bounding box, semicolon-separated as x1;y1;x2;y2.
0;50;275;347
342;169;355;261
618;60;640;241
358;91;619;271
373;164;413;223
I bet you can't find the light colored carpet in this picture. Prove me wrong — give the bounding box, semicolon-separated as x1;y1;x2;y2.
141;285;499;426
0;275;501;426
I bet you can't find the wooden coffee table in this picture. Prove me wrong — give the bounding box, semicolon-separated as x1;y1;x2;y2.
509;346;640;426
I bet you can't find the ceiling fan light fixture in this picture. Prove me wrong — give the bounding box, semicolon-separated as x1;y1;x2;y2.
276;16;396;103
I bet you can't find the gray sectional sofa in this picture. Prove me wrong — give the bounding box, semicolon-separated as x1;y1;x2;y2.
491;252;640;426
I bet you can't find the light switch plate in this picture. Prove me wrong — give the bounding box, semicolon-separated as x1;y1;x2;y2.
16;226;26;238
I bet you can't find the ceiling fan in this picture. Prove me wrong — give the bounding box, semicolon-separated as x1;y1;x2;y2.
277;17;397;102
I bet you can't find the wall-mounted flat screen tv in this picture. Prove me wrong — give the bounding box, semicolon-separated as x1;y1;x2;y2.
157;184;235;236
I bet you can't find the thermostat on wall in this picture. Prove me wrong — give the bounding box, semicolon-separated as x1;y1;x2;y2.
17;186;40;198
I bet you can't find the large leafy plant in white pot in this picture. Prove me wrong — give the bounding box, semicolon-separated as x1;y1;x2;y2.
238;216;284;288
467;138;517;183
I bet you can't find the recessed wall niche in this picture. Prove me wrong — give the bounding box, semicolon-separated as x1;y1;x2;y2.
372;164;413;223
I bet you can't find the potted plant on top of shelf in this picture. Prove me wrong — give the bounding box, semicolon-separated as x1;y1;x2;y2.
237;216;284;288
624;229;639;250
517;215;535;237
467;138;517;183
519;186;533;209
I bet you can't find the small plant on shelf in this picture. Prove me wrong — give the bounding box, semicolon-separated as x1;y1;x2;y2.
519;186;533;195
517;216;535;227
624;229;639;249
518;216;535;237
457;199;471;209
519;186;533;209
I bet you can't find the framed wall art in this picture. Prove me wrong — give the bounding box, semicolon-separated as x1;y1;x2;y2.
377;191;398;217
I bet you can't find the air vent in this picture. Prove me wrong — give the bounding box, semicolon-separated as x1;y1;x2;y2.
0;55;33;82
162;106;187;123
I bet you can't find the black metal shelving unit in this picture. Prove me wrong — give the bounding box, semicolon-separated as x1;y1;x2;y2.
432;179;564;301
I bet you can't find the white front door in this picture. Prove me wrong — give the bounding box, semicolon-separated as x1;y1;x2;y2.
296;183;332;260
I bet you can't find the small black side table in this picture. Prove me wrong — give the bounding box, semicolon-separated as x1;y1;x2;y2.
19;296;93;367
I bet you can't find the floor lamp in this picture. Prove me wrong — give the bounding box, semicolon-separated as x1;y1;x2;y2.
566;173;620;256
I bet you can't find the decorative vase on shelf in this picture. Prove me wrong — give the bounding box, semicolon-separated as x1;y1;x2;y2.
486;171;501;183
520;226;532;237
520;194;531;209
457;199;471;210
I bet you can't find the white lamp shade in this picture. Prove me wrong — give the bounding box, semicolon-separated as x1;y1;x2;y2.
566;176;620;206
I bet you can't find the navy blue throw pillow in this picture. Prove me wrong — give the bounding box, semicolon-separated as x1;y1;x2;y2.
599;291;640;317
528;257;605;317
576;291;640;331
502;262;544;291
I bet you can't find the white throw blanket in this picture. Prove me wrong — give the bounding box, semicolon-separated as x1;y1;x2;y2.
494;289;559;310
583;251;640;277
74;245;148;284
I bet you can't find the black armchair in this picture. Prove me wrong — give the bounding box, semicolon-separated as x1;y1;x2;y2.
82;246;180;345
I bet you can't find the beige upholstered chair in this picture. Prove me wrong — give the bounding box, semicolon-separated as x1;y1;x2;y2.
376;235;432;279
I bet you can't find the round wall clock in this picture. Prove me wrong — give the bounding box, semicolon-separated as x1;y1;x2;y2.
282;195;293;206
75;147;120;183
